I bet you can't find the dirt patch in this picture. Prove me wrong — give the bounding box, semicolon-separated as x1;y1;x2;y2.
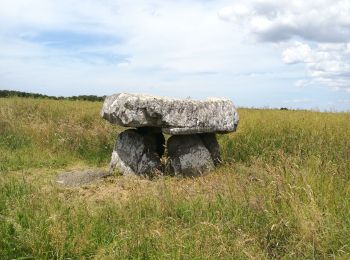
55;169;110;187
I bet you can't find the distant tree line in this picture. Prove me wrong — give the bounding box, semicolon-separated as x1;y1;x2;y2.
0;90;105;102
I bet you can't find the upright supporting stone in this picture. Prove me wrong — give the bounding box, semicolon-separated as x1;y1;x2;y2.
199;133;221;166
167;135;214;177
110;129;164;175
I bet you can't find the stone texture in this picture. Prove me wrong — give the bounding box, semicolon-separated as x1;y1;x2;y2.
110;129;164;175
55;169;110;187
167;135;214;177
199;133;221;166
101;93;239;135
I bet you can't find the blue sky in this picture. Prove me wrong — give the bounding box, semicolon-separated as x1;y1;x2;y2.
0;0;350;111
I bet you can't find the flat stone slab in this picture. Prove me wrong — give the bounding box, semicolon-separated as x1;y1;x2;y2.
101;93;239;135
55;169;110;187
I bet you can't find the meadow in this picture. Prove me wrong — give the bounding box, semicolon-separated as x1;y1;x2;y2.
0;97;349;259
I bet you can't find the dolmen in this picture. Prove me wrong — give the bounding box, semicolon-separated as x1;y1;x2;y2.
101;93;239;177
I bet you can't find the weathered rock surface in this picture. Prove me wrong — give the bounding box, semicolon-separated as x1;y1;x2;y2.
199;133;221;166
55;169;110;187
110;129;164;175
101;93;239;135
167;135;214;177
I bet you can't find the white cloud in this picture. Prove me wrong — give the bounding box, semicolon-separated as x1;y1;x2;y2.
218;0;350;43
282;42;350;89
219;0;350;91
282;42;312;64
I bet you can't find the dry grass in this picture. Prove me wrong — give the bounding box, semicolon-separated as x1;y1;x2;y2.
0;97;349;259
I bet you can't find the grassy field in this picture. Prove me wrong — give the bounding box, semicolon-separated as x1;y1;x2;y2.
0;97;349;259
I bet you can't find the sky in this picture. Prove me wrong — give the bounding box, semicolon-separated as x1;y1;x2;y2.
0;0;350;111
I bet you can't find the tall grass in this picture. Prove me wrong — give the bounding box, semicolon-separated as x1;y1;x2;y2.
1;97;349;259
0;98;120;172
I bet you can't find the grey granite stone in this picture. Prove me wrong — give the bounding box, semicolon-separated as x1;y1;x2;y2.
55;169;110;187
199;133;221;166
167;135;214;177
101;93;239;135
110;129;164;175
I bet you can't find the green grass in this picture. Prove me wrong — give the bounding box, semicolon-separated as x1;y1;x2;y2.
1;97;349;259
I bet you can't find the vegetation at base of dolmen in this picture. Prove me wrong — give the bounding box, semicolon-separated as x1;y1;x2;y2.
1;97;349;259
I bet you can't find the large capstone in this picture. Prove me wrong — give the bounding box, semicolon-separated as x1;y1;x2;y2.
110;128;165;175
101;93;239;135
167;135;214;177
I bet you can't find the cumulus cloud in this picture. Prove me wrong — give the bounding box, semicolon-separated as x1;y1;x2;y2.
219;0;350;90
218;0;350;43
282;42;312;64
282;42;350;89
